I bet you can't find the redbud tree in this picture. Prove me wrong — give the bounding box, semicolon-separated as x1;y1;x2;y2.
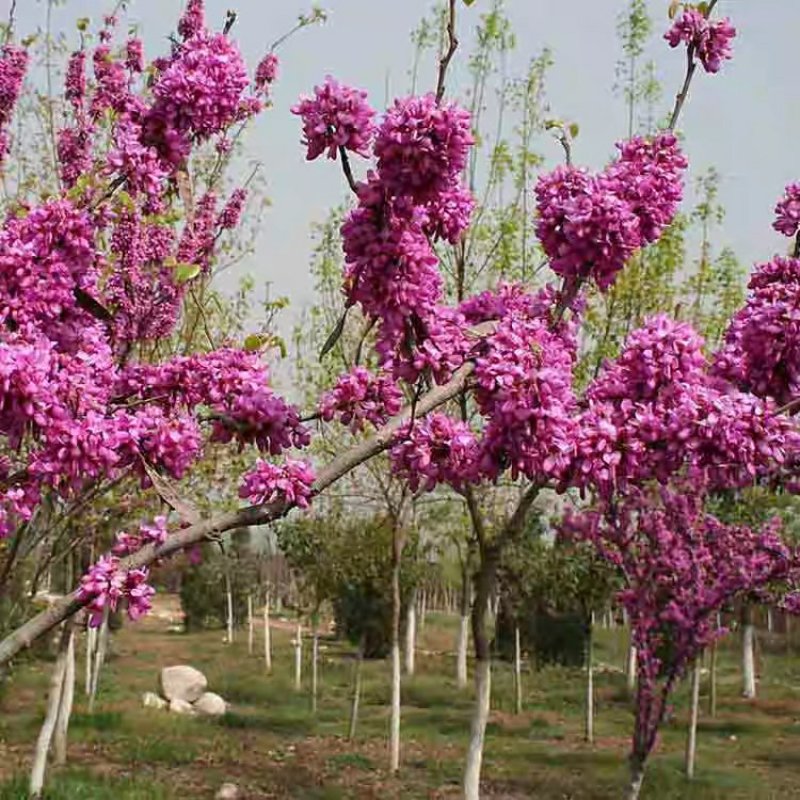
1;1;799;797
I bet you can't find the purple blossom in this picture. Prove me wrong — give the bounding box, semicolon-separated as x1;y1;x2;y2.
773;183;800;238
665;8;736;74
255;53;279;94
375;94;473;204
292;77;375;161
319;367;403;432
239;458;316;508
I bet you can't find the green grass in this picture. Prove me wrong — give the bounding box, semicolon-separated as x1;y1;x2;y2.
1;611;800;798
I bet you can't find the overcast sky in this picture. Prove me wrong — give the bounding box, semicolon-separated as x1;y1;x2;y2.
10;0;800;337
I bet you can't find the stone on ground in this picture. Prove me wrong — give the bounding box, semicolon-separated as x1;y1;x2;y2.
195;691;227;716
215;783;239;799
142;691;167;710
168;697;196;715
159;665;207;702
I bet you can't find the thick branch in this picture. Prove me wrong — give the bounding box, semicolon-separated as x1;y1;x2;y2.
0;330;493;666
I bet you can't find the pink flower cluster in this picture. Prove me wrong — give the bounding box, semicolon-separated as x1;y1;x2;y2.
474;308;577;483
145;33;257;166
77;556;155;626
665;8;736;74
0;45;29;166
239;458;316;508
773;183;800;238
714;257;800;405
112;516;169;556
319;367;403;432
571;315;797;497
535;134;687;291
292;77;375;161
390;413;478;492
296;77;477;379
255;53;279;95
374;94;473;204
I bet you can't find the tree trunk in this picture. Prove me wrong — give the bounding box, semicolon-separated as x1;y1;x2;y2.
585;616;594;744
311;626;319;714
685;659;701;779
263;596;272;673
513;626;522;715
30;625;71;798
225;572;234;645
626;756;646;800
463;658;491;800
741;605;756;699
389;524;402;774
348;636;365;741
457;614;470;689
88;607;110;713
767;606;774;634
626;642;637;695
419;590;427;633
247;594;254;656
84;620;95;696
405;589;416;676
708;619;718;717
53;626;76;766
463;540;498;800
293;621;302;691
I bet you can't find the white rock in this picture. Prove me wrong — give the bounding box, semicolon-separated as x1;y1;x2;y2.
195;691;227;716
168;697;196;715
215;784;239;800
159;665;207;703
142;691;167;710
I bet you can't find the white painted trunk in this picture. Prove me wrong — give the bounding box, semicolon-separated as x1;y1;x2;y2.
263;598;272;673
84;621;95;696
626;760;646;800
626;643;637;694
225;573;234;645
685;661;701;779
585;619;594;744
311;630;319;713
247;595;254;655
463;658;491;800
513;627;522;715
742;621;756;699
294;622;302;691
347;641;364;740
89;608;110;713
456;614;469;689
405;600;416;676
390;641;401;773
30;627;70;798
767;607;774;634
419;591;427;632
53;628;75;766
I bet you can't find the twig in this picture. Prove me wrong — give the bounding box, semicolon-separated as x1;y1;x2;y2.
5;0;17;43
794;232;800;259
667;0;719;131
435;0;459;104
339;146;358;195
667;45;697;131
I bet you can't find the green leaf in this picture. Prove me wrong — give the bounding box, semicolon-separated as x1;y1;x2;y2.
77;17;90;31
463;0;477;5
668;1;681;19
319;308;349;360
568;122;580;139
174;263;201;284
244;333;265;352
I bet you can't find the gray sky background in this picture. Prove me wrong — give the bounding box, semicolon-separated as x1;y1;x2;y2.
10;0;800;340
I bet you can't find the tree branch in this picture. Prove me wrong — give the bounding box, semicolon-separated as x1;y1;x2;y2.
339;146;359;195
435;0;458;105
0;324;495;666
